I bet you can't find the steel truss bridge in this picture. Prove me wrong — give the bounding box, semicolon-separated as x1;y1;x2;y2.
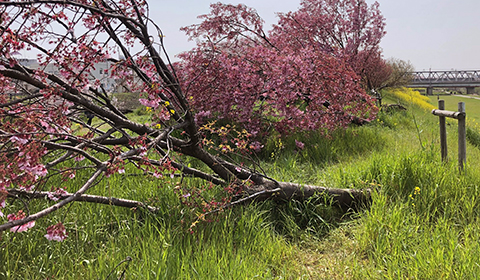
408;70;480;94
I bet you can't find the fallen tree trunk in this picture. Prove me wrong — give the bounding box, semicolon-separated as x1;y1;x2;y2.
6;183;371;217
382;103;407;113
247;182;372;210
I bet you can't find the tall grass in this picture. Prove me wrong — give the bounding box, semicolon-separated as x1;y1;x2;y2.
350;92;480;279
354;153;480;279
0;172;303;279
3;88;480;279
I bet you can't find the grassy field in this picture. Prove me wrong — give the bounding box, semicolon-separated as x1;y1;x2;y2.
428;94;480;122
2;88;480;279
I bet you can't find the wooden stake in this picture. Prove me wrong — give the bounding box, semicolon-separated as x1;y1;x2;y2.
458;102;466;171
438;100;448;162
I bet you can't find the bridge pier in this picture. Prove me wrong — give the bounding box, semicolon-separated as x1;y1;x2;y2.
426;87;433;95
466;87;476;95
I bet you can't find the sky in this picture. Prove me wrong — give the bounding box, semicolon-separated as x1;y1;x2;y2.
151;0;480;71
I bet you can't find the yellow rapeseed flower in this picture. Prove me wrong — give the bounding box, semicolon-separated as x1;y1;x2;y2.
389;87;435;111
414;187;421;195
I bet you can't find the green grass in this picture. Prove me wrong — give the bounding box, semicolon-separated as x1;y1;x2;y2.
3;89;480;279
0;173;302;279
428;94;480;122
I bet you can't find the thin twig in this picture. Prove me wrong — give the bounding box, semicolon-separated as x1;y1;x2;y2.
204;187;281;216
104;256;132;280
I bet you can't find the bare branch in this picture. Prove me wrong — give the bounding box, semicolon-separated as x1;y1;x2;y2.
6;188;159;213
0;165;106;232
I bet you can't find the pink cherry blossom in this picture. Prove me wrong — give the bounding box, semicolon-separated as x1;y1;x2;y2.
47;187;68;201
249;141;264;152
7;210;35;232
10;136;29;145
178;0;383;137
45;223;68;242
295;140;305;150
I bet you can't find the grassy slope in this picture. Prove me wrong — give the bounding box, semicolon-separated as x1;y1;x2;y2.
2;89;480;279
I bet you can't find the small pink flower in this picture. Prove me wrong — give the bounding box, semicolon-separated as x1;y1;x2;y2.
0;189;6;210
139;98;159;109
10;136;28;145
249;141;264;152
74;155;85;162
45;223;68;242
47;187;68;201
118;168;125;174
295;140;305;150
156;108;171;122
81;83;92;94
7;210;35;232
47;192;60;201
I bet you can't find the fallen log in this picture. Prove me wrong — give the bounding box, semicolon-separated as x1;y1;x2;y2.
246;182;372;210
382;103;407;113
6;183;371;214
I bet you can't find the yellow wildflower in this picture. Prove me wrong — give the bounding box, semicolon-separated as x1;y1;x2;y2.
414;187;420;195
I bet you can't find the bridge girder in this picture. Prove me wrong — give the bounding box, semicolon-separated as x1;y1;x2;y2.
409;70;480;89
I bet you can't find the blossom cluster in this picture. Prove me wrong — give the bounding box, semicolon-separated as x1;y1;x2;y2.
177;0;384;137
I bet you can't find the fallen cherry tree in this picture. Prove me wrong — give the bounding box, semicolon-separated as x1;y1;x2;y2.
0;0;377;238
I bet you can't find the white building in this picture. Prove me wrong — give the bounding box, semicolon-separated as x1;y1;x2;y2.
17;58;118;92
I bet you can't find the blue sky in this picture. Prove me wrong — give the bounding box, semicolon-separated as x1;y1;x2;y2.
151;0;480;71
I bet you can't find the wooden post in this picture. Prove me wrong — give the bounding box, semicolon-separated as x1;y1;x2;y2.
458;102;466;171
432;101;467;173
438;100;448;162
